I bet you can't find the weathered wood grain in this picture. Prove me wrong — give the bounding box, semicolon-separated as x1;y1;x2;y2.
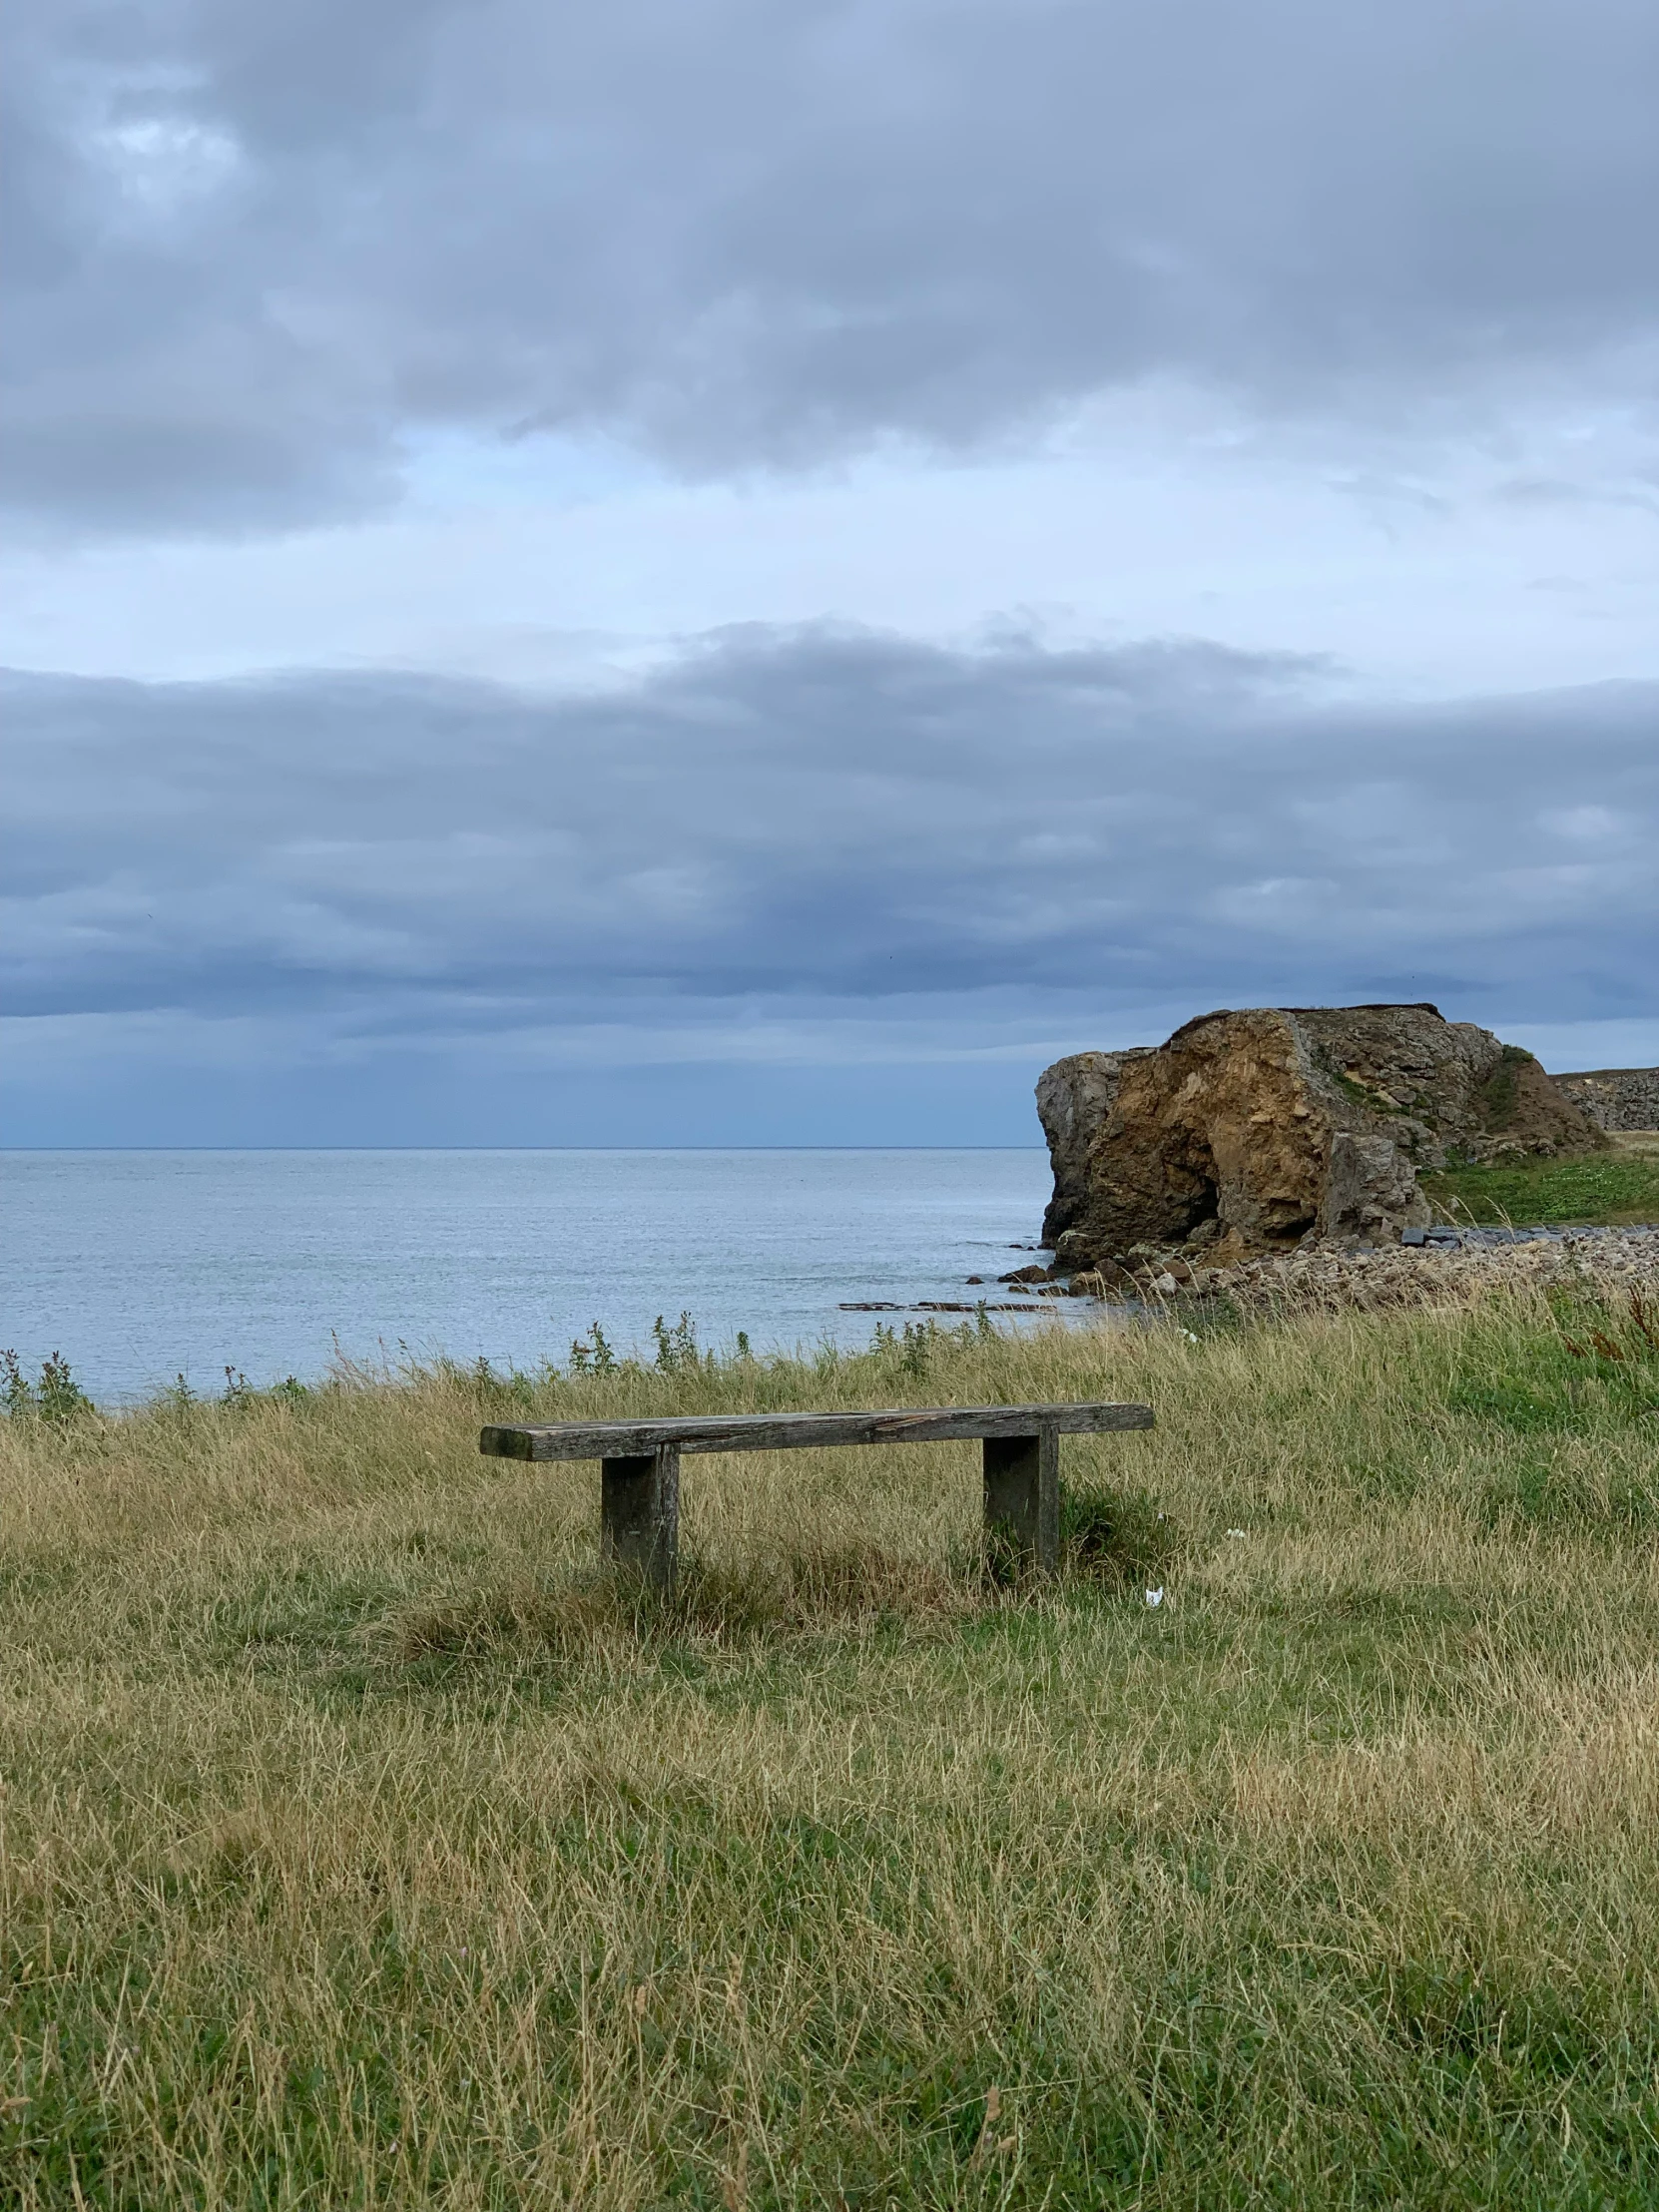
982;1429;1060;1576
601;1446;680;1590
479;1400;1154;1462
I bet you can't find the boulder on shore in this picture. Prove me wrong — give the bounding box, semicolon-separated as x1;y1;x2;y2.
1037;1003;1606;1269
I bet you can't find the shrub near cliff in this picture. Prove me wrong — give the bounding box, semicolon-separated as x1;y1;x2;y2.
1039;1003;1606;1269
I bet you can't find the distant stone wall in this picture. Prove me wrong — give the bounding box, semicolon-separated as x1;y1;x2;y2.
1553;1067;1659;1131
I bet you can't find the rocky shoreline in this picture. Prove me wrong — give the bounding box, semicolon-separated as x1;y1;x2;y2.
840;1223;1659;1326
1139;1222;1659;1313
839;1006;1658;1324
833;1221;1659;1324
955;1221;1658;1317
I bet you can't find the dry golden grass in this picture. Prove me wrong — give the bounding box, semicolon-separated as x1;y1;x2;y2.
2;1294;1658;2207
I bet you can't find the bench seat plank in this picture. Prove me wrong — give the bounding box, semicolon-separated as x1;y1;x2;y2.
480;1400;1153;1462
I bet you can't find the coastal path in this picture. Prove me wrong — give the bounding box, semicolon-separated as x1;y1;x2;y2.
479;1400;1155;1589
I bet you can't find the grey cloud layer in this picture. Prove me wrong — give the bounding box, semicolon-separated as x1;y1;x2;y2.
6;0;1656;529
6;631;1655;1046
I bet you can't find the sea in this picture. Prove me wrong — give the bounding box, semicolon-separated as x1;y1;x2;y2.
0;1149;1065;1405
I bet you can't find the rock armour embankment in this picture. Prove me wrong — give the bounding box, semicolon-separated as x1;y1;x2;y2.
1554;1067;1659;1132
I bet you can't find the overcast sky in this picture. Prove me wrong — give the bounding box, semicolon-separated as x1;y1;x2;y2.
4;0;1656;1143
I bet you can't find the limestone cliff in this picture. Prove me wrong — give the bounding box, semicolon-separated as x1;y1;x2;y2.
1035;1049;1154;1244
1039;1003;1606;1267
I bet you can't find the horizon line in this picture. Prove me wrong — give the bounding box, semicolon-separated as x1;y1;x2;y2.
0;1142;1050;1155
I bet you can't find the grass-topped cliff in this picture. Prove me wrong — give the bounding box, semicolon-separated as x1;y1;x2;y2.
2;1300;1658;2205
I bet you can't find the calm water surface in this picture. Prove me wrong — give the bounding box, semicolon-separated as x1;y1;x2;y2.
0;1150;1059;1402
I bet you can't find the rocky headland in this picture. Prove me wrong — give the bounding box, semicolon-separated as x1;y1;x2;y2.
1023;1004;1658;1313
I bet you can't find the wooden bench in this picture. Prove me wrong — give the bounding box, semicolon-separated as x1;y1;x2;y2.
479;1400;1154;1588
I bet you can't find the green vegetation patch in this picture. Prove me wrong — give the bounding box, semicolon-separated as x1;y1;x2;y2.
1424;1147;1659;1226
1448;1284;1659;1408
1439;1293;1659;1532
1058;1479;1183;1589
1474;1040;1537;1131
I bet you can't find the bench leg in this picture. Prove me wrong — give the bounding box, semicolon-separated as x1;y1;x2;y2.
601;1446;681;1591
982;1428;1059;1576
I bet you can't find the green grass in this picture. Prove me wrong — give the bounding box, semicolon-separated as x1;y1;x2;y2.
3;1297;1659;2207
1423;1138;1659;1227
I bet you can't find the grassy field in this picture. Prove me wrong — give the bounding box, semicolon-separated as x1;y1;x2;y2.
3;1295;1659;2209
1423;1133;1659;1228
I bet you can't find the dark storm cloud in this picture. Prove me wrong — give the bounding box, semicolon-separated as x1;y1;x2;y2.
5;630;1655;1042
5;0;1656;531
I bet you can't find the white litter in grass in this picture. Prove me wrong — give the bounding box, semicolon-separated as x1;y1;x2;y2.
1226;1528;1247;1538
1145;1587;1165;1607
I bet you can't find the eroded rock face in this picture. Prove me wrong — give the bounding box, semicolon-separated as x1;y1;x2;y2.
1553;1067;1659;1132
1040;1003;1606;1266
1287;1003;1598;1161
1324;1131;1430;1243
1035;1049;1154;1244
